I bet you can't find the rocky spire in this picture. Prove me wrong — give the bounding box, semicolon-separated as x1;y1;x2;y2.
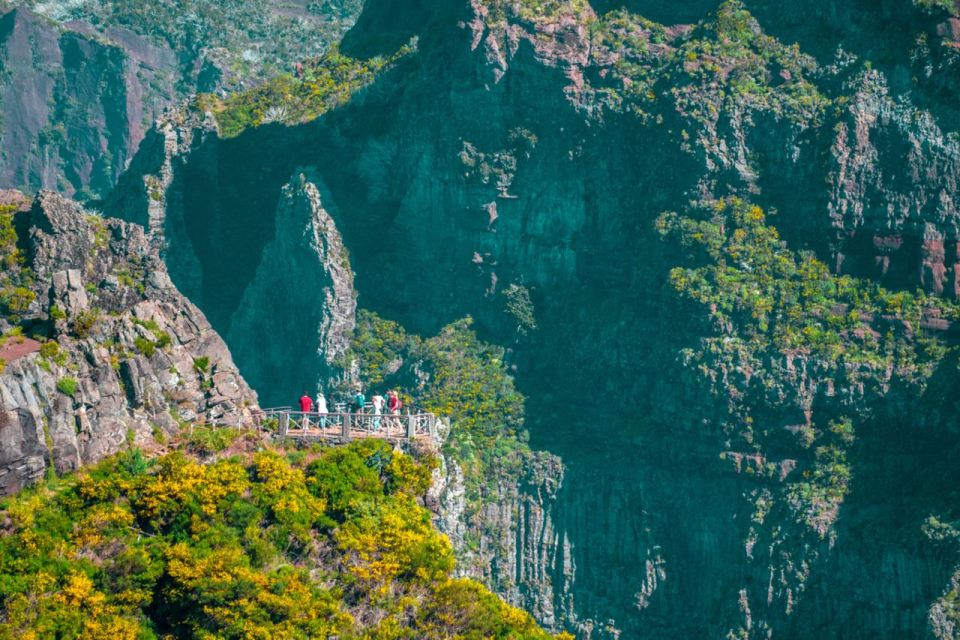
226;169;356;405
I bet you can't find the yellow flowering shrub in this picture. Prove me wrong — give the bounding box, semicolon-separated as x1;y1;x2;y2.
0;444;566;639
337;494;455;586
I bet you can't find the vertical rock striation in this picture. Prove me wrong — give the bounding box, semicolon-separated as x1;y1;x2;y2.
0;8;179;200
431;449;580;633
227;170;356;405
0;191;258;495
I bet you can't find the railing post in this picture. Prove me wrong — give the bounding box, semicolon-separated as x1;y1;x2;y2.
279;412;288;437
342;413;351;439
429;415;437;439
406;414;415;439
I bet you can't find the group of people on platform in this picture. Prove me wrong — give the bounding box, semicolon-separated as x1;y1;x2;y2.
297;388;404;431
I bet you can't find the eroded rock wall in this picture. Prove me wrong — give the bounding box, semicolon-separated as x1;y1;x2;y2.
0;191;258;494
106;0;960;637
0;8;179;200
227;169;356;405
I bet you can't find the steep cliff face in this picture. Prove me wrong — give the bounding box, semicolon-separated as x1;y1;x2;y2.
430;448;579;632
0;191;258;495
227;170;356;404
0;8;178;200
107;0;960;637
0;1;366;200
827;69;960;294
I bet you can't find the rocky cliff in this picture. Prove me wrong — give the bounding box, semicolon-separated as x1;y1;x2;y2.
104;0;960;637
0;8;179;200
0;1;365;200
0;190;258;495
227;169;356;402
429;435;580;632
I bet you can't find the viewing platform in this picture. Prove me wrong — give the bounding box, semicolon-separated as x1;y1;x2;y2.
259;407;439;443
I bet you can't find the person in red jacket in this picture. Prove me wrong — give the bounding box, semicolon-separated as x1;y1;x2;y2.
299;392;314;429
299;392;313;413
386;390;402;429
386;390;400;414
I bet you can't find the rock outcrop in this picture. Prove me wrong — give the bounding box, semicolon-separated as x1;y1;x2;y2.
0;191;258;495
828;70;960;294
0;8;178;200
227;170;356;404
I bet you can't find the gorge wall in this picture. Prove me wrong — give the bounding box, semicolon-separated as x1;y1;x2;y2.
0;0;365;200
0;8;178;200
105;0;960;637
0;190;258;495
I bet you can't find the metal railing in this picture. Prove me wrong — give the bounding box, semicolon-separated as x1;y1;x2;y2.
259;408;438;441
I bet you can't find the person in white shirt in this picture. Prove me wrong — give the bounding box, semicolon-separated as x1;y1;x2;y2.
316;391;328;428
371;393;385;431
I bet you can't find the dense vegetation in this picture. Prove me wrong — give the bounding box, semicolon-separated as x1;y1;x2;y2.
658;198;959;536
671;1;829;125
0;438;567;639
658;198;958;375
198;44;412;138
341;313;536;530
590;0;828;124
482;0;830;126
0;203;35;325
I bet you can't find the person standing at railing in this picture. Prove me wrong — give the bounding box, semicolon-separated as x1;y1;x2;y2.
316;391;328;429
387;390;402;430
299;392;313;429
299;392;313;413
371;393;384;431
353;388;366;415
387;390;402;415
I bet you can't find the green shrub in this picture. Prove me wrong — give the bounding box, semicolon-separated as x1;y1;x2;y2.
155;331;172;349
338;311;415;386
132;319;172;355
133;318;161;332
133;336;156;358
56;377;78;397
0;205;35;325
503;283;538;335
1;286;35;315
0;327;22;348
38;340;68;368
183;426;238;456
193;356;210;374
71;309;100;339
39;341;59;360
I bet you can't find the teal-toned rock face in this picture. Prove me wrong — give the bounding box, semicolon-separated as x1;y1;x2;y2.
0;0;365;200
19;0;960;637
